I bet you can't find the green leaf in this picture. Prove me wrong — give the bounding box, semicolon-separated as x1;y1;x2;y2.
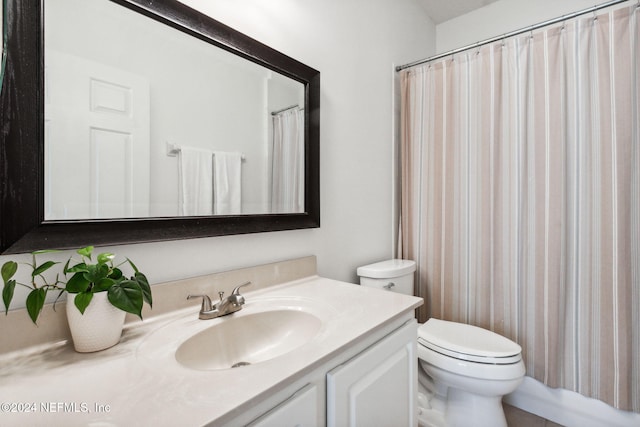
93;278;115;292
1;261;18;282
83;263;110;284
77;246;94;259
3;262;20;315
32;260;58;277
65;272;90;293
65;262;89;274
134;272;152;307
97;252;115;264
108;281;143;319
98;263;110;278
32;249;60;255
2;280;16;314
126;258;140;274
109;268;123;281
86;264;97;277
26;288;46;324
62;258;71;274
73;292;93;315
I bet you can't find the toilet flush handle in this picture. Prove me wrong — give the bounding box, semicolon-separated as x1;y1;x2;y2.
383;282;395;290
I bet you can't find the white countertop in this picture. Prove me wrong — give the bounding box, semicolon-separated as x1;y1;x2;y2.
0;276;422;426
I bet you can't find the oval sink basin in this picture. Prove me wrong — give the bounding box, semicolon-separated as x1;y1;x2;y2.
175;309;322;371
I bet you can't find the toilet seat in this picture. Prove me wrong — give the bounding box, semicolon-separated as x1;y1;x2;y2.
418;318;522;364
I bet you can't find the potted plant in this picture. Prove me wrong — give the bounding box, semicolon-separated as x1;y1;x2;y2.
2;246;152;352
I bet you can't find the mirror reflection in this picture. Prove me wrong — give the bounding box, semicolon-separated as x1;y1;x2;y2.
44;0;305;220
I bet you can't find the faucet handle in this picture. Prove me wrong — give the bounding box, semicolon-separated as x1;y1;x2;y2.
187;294;213;312
229;281;252;307
231;281;252;296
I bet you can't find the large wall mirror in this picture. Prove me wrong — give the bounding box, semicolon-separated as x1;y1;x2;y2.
0;0;320;254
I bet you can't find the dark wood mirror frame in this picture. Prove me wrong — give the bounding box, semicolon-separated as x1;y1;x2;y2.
0;0;320;254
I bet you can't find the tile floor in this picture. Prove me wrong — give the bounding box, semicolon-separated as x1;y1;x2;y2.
504;404;565;427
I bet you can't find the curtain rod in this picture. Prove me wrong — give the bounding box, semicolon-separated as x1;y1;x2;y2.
271;104;301;116
396;0;633;72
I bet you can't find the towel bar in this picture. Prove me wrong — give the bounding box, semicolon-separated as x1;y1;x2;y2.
166;142;245;160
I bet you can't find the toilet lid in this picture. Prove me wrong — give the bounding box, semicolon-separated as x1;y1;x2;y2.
357;259;416;279
418;318;522;364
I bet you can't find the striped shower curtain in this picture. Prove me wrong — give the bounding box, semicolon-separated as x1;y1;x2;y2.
399;5;639;411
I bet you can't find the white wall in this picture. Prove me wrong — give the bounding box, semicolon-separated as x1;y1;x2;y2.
436;0;610;53
0;0;435;311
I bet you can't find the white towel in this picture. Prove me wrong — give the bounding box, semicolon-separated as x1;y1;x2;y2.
178;147;213;216
213;152;242;215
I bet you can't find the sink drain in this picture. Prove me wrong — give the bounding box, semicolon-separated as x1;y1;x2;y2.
231;361;251;368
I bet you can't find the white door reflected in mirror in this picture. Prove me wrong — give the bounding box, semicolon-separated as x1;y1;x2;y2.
45;50;150;220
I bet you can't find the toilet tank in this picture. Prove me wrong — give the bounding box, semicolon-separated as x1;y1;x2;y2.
357;259;416;295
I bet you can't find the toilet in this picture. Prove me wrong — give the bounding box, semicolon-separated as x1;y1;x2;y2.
357;259;525;427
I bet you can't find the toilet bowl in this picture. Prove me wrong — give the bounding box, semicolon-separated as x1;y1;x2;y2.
417;318;525;427
357;260;525;427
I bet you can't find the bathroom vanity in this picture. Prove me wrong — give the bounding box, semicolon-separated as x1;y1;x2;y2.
0;258;423;426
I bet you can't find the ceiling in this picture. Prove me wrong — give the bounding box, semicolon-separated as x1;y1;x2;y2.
418;0;501;24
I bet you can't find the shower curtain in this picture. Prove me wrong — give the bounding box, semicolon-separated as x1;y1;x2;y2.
399;5;639;411
271;108;304;213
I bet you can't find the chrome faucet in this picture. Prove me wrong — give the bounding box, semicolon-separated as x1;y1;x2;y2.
187;281;252;320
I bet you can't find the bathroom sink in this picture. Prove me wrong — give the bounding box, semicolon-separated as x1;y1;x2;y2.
136;294;334;372
175;309;322;370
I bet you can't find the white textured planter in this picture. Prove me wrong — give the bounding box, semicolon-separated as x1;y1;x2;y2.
66;291;126;353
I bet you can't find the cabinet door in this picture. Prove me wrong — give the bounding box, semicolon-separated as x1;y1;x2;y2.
247;384;318;427
327;320;417;427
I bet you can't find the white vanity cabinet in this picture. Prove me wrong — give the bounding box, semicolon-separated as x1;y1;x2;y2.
239;318;418;427
327;319;417;427
247;384;318;427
